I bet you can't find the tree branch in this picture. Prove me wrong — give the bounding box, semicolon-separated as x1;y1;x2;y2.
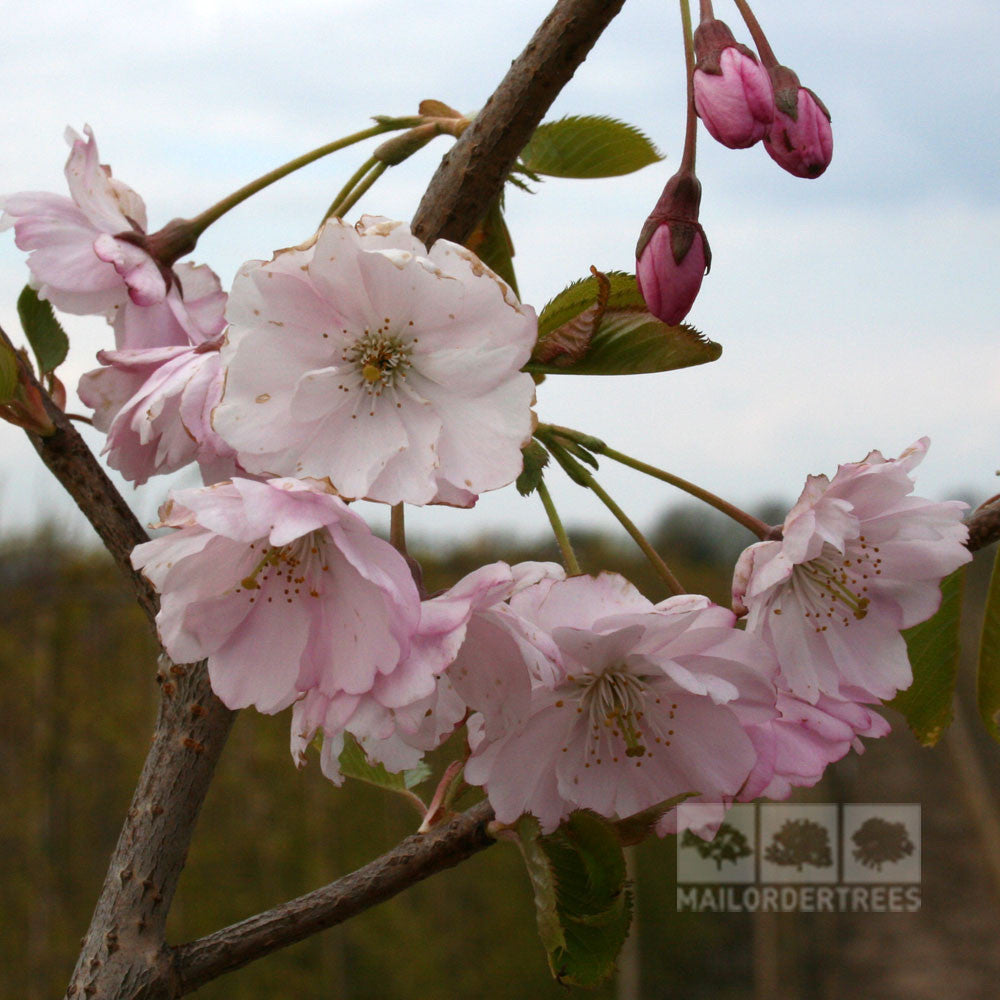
967;502;1000;553
172;801;495;994
0;323;157;624
411;0;627;247
65;660;234;1000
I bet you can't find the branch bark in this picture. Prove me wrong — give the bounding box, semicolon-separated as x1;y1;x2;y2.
967;502;1000;553
172;801;495;994
411;0;627;247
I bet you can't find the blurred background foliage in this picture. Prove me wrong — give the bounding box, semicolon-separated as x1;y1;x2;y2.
3;501;1000;1000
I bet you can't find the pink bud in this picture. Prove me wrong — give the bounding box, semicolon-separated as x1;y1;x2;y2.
693;19;774;149
764;66;833;178
635;170;711;325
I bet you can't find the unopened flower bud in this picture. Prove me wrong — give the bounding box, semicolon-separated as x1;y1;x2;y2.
764;65;833;178
635;170;711;325
693;19;774;149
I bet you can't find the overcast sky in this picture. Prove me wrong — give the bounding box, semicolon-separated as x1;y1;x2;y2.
1;0;998;550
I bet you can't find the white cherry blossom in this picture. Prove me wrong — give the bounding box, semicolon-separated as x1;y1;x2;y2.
213;216;538;506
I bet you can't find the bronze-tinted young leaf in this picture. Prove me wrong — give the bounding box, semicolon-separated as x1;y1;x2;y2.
531;267;609;367
520;115;663;178
978;549;1000;742
890;568;965;746
418;99;464;119
465;195;519;296
17;285;68;376
337;733;431;791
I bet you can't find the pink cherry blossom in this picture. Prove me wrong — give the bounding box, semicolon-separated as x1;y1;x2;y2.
693;20;774;149
465;574;778;833
290;560;565;784
741;691;890;801
212;216;538;506
78;338;237;487
733;438;970;704
131;478;423;715
764;68;833;178
1;127;224;349
2;126;152;317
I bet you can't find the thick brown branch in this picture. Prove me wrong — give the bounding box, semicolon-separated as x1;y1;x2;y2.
0;323;158;624
172;801;495;994
66;660;234;1000
412;0;627;247
0;334;236;1000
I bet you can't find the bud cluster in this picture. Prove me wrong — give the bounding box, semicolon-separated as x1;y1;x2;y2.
636;0;833;325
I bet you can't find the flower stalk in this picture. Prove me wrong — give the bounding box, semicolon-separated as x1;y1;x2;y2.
536;478;581;575
538;430;685;595
542;425;774;540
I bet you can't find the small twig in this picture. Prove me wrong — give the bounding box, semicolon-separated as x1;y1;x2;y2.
967;502;1000;553
172;801;495;995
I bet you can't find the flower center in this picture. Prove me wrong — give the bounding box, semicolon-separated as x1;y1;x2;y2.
235;532;330;605
343;329;412;396
788;537;881;632
579;667;650;759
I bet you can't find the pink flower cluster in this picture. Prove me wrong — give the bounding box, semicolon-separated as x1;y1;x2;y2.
4;126;973;844
733;439;969;798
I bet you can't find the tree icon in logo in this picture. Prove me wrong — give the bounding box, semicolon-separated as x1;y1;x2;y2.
851;816;915;871
764;818;834;872
681;822;753;871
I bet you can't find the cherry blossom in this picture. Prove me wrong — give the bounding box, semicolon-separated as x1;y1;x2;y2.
1;127;223;349
733;438;970;703
78;338;237;487
464;574;778;833
741;691;890;801
131;478;423;714
290;561;565;784
212;216;538;506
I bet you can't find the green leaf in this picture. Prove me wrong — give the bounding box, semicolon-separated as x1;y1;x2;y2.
890;567;966;746
536;271;644;339
0;339;18;404
515;811;632;988
515;440;549;497
978;549;1000;742
531;268;610;368
338;733;431;792
465;195;518;296
529;271;721;376
17;286;68;375
514;816;566;954
520;116;663;179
